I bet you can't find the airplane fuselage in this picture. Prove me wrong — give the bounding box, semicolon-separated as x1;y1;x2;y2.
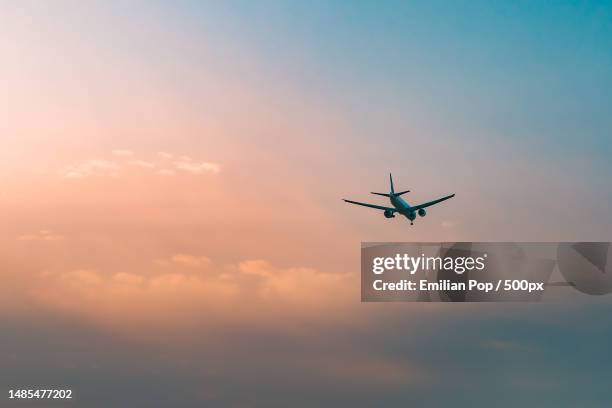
390;195;416;221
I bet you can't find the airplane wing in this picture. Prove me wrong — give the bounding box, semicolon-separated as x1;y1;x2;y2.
410;194;455;211
343;199;396;212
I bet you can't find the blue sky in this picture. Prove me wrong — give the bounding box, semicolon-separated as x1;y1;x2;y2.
159;0;612;241
173;0;612;155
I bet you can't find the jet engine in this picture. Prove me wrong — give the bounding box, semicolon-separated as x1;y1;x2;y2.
418;208;426;217
384;209;395;218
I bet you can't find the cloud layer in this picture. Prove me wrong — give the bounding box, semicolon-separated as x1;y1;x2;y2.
29;257;357;333
57;151;220;179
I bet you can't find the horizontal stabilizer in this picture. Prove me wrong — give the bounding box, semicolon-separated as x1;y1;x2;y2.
371;190;409;197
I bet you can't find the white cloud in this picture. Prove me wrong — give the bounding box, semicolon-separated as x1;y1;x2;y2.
18;230;64;242
174;160;221;174
30;258;357;331
57;152;220;178
57;160;121;179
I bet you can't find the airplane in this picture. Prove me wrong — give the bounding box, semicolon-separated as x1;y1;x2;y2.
343;174;455;225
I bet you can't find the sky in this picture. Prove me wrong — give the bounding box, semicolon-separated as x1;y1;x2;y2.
1;1;612;407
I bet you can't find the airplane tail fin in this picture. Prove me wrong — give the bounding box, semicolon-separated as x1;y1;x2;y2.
386;174;409;196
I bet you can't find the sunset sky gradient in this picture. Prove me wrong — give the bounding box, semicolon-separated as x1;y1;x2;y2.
2;1;612;407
